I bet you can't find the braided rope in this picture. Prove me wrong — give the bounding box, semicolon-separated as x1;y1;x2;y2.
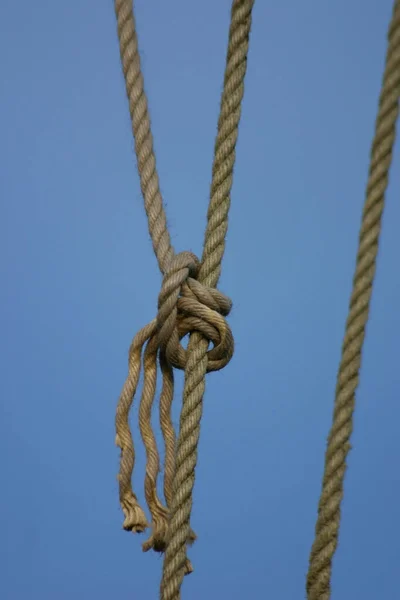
115;0;173;275
306;3;400;598
116;249;233;558
114;0;254;597
115;320;154;534
160;2;255;598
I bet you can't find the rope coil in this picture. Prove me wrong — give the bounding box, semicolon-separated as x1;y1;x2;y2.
157;252;234;372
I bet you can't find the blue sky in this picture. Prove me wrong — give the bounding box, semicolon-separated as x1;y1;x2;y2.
1;1;399;599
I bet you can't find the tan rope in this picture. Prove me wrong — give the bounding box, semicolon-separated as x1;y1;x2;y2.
114;0;173;276
114;0;254;594
306;2;400;598
160;2;254;598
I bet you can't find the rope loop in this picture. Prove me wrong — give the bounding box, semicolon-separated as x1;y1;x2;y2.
157;251;234;372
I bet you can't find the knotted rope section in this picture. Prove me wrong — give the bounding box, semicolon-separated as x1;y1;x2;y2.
306;2;400;599
159;2;254;597
114;0;254;596
115;250;234;559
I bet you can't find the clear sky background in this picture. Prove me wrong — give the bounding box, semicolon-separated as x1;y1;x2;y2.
1;1;400;599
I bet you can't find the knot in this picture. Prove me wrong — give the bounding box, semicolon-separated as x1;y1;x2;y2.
115;250;234;562
157;251;234;372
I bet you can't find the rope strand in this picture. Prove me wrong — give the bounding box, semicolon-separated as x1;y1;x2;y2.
160;2;255;598
114;1;254;598
115;0;173;275
306;2;400;598
113;2;399;599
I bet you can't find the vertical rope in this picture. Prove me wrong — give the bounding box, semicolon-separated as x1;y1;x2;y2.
115;0;174;275
306;3;400;598
160;2;255;599
114;2;254;597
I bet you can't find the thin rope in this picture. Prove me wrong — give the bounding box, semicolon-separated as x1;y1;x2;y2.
114;0;173;275
160;1;254;598
306;2;400;599
114;0;254;594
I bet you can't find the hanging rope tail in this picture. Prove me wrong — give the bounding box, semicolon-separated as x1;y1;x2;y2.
114;0;254;596
306;2;400;599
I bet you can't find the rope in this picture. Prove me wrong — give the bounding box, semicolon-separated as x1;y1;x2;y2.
159;2;254;597
114;0;254;595
114;0;173;276
306;2;400;598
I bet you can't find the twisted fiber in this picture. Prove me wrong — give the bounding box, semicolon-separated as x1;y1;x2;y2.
158;275;234;512
139;251;200;556
199;0;255;289
113;0;204;563
160;2;255;598
157;252;201;363
139;333;169;553
306;3;400;598
160;333;208;600
114;0;235;558
158;352;195;576
155;254;234;552
115;251;233;555
115;0;173;275
158;353;175;516
138;249;231;555
154;251;233;558
115;320;156;533
163;276;234;372
136;330;195;575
